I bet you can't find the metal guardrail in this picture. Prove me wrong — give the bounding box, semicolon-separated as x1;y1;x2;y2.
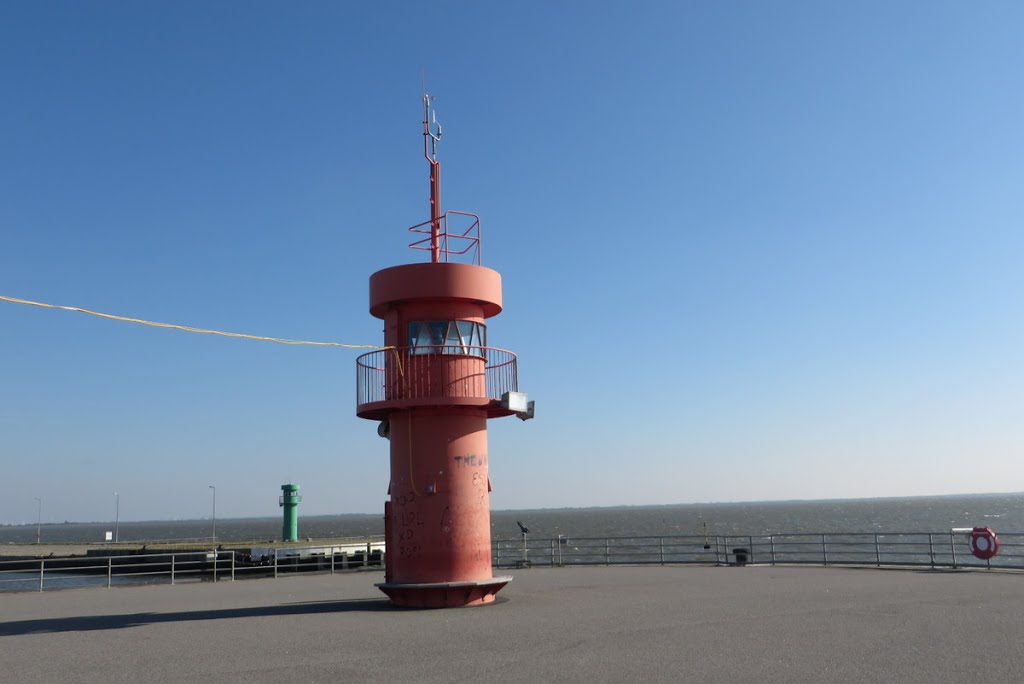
6;531;1021;593
0;543;385;593
356;345;517;407
407;210;482;265
493;532;1024;571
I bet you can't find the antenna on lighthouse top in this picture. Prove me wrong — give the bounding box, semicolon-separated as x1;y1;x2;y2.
423;89;443;262
424;93;442;159
407;84;482;265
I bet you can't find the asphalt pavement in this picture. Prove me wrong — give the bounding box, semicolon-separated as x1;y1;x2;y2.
2;565;1022;683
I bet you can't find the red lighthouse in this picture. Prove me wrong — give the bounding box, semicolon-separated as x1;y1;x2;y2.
355;94;532;607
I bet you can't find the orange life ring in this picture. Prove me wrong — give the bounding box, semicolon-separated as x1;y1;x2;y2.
969;527;999;560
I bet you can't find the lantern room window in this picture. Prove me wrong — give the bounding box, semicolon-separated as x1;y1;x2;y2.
408;321;487;356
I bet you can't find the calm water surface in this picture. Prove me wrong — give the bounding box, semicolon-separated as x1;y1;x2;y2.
3;493;1022;545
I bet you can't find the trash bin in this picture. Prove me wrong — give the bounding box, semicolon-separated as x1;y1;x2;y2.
732;548;749;566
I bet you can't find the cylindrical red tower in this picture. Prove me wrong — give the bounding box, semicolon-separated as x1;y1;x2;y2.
355;95;530;607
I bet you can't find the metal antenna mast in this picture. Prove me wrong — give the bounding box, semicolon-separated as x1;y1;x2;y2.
405;87;482;265
423;93;443;263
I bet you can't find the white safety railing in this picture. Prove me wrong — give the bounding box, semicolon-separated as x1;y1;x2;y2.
492;531;1024;571
0;542;385;593
5;531;1022;594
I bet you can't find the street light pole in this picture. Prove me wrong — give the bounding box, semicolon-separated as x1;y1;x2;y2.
113;492;120;543
209;485;216;544
35;497;41;545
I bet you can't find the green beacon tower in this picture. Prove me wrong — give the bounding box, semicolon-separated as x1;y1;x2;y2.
279;484;302;542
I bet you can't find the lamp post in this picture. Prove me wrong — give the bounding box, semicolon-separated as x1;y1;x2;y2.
35;497;41;545
209;485;216;544
113;492;120;543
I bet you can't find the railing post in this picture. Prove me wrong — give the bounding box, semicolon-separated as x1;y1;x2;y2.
950;532;957;569
212;551;217;583
331;550;335;575
550;539;555;567
821;534;828;566
769;536;776;565
749;536;754;564
39;558;44;592
231;551;236;581
365;542;370;568
660;537;665;565
928;534;935;569
107;557;112;588
605;538;610;566
274;551;278;578
171;554;175;585
875;534;880;567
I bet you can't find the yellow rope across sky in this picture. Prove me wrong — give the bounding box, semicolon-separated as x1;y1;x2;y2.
0;294;385;350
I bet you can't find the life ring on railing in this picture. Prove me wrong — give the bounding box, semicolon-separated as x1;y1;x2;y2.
969;527;999;560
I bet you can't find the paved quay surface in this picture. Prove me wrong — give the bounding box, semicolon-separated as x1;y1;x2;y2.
2;565;1022;683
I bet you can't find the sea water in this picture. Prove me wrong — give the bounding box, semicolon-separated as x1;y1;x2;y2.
2;493;1021;545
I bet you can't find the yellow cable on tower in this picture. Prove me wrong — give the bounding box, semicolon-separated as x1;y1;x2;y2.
0;294;385;350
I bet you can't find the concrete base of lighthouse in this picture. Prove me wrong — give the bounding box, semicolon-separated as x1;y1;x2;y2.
376;576;513;608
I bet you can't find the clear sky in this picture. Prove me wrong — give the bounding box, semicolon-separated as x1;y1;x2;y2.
1;2;1022;524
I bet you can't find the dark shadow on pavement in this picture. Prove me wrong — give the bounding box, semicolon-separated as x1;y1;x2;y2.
0;598;397;636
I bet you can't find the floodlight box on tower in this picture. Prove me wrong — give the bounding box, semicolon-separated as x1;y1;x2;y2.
354;92;533;608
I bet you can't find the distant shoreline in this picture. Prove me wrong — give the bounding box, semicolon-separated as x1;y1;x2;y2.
3;490;1022;528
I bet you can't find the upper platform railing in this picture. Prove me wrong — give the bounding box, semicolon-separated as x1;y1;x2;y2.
356;345;516;414
408;210;482;265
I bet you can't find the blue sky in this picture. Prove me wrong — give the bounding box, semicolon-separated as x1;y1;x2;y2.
1;2;1022;524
